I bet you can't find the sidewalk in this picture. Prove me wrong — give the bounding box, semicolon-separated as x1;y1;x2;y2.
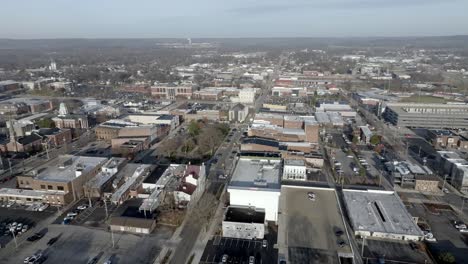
188;192;226;264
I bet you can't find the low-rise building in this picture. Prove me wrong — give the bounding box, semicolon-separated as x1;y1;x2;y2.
13;155;108;205
150;84;193;99
222;206;265;240
282;159;306;181
228;156;281;222
342;189;423;241
436;151;468;194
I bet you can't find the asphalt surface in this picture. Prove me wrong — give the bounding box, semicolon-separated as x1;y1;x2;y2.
0;224;172;264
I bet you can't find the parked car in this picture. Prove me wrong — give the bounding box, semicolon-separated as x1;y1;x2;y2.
77;204;89;211
453;221;467;229
249;256;255;264
307;192;316;201
27;233;44;242
262;240;268;248
47;237;58;246
87;257;99;264
67;212;78;218
222;254;228;263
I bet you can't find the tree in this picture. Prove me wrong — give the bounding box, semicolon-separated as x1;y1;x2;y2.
187;120;201;137
370;135;381;145
438;252;455;264
36;118;56;128
198;127;223;155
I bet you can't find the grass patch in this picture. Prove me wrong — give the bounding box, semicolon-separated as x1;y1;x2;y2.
400;95;447;103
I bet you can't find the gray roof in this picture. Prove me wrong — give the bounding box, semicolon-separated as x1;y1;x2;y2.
343;190;423;237
35;155;108;183
229;157;281;190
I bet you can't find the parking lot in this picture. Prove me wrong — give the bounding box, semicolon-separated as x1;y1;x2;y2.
0;224;173;264
407;203;468;262
0;206;55;247
53;198;118;228
200;234;277;264
359;238;432;264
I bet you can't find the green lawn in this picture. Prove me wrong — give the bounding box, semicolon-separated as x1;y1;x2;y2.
400;95;447;103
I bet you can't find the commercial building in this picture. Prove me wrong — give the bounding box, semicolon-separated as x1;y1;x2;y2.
342;189;423;241
95;119;138;141
231;88;256;104
426;129;468;150
125;114;179;130
359;126;373;144
0;80;20;92
228;156;281;222
15;155;108;205
282;159;306;181
222;206;266;240
383;103;468;129
150;84;193;99
316;102;357;118
109;217;156;234
278;186;353;264
84;157;127;198
436;151;468;193
414;175;440;193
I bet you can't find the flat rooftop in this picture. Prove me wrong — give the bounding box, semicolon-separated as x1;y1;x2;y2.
224;206;265;224
35;155;108;183
278;186;353;264
229;156;281;191
284;159;305;166
342;190;423;237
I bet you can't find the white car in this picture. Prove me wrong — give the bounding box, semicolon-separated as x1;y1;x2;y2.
221;254;228;263
459;228;468;233
307;192;316;201
77;205;88;211
249;256;255;264
67;212;78;217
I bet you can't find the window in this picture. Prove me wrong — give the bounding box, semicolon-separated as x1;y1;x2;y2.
20;180;23;185
48;185;53;190
57;186;64;191
26;198;32;201
40;185;46;189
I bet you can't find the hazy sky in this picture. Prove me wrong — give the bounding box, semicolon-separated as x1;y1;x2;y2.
1;0;467;38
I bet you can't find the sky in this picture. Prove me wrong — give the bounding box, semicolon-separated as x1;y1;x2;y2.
1;0;467;38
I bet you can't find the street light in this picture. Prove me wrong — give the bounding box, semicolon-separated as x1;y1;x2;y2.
9;227;17;249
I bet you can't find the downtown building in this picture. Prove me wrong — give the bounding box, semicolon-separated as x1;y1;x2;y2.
383;103;468;129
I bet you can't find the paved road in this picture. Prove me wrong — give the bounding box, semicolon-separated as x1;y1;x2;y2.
168;54;286;264
0;130;95;180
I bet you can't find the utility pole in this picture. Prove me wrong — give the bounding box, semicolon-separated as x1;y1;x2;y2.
104;197;109;219
110;226;115;248
442;174;448;191
361;236;366;257
9;227;17;249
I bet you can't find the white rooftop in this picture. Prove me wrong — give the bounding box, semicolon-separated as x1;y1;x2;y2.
229;156;281;190
343;189;423;237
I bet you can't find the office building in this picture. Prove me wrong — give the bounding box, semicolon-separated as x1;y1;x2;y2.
383;103;468;129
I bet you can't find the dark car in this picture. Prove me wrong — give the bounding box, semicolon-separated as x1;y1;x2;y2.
87;257;99;264
27;233;44;242
335;230;344;236
47;237;58;246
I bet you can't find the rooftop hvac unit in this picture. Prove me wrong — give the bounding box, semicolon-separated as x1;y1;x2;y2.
253;178;267;187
